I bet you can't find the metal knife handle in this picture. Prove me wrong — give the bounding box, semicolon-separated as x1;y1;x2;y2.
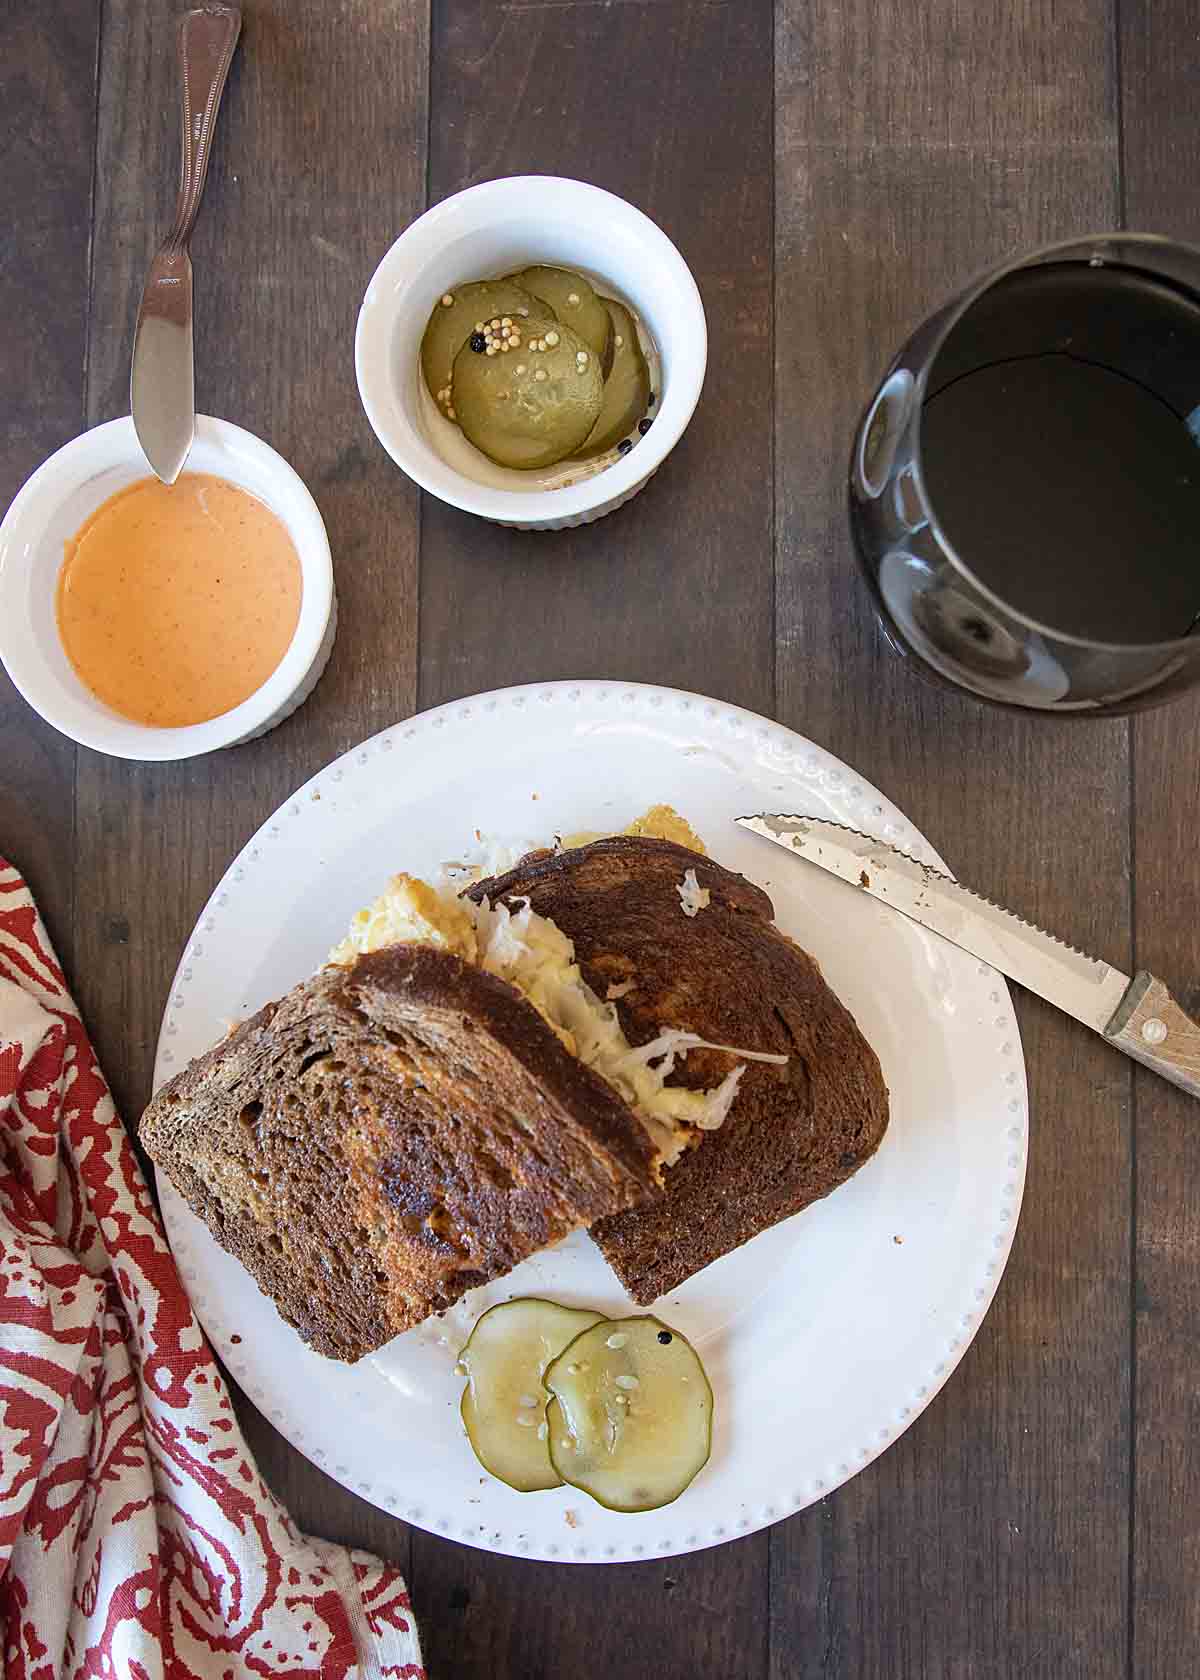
1105;972;1200;1096
166;5;242;252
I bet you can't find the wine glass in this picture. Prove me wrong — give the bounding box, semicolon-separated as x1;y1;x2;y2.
849;233;1200;714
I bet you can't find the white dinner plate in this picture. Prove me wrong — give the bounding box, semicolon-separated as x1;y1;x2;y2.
154;680;1028;1564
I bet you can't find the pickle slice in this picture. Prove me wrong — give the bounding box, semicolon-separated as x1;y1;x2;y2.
544;1316;713;1512
452;319;604;468
574;299;651;458
459;1298;604;1492
421;282;554;416
512;266;612;362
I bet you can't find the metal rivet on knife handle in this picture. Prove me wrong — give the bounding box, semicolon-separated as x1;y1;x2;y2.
736;812;1200;1104
1104;974;1200;1097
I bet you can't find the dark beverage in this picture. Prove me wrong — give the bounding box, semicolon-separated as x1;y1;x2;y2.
920;263;1200;646
850;237;1200;713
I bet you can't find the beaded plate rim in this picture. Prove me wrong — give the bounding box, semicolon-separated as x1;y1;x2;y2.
154;679;1028;1564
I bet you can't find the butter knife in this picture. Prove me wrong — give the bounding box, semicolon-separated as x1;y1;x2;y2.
131;4;241;484
736;813;1200;1098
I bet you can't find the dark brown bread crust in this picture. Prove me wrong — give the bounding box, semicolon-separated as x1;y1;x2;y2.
472;836;890;1302
140;945;659;1360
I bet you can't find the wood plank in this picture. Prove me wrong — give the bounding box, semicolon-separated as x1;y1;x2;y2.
414;2;774;1675
771;3;1131;1676
1118;3;1200;1672
78;0;429;1577
416;0;775;721
418;1538;767;1680
0;1;100;973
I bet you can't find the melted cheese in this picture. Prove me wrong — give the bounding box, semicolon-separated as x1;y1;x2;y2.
559;803;707;855
328;873;477;966
326;815;784;1168
621;804;707;853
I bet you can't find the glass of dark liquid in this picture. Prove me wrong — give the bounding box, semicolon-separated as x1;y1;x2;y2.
849;234;1200;713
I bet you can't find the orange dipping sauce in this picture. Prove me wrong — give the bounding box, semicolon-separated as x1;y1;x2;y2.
56;474;302;728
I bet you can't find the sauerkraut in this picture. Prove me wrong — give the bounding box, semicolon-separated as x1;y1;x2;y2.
329;872;786;1168
677;869;711;918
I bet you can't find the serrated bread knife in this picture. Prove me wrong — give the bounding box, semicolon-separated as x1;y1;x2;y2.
736;814;1200;1098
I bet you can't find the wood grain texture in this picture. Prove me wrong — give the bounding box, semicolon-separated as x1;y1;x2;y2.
771;2;1132;1675
0;1;99;972
76;0;429;1580
1105;973;1200;1096
8;5;1199;1676
417;1539;767;1680
1119;1;1200;1670
417;0;775;720
412;3;774;1675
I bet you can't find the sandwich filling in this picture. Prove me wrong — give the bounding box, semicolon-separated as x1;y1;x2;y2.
677;868;711;918
328;864;786;1169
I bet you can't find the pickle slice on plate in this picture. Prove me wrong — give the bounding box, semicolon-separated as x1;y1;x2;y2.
543;1316;713;1512
421;281;553;416
512;266;612;362
452;319;604;468
574;299;651;458
459;1298;604;1492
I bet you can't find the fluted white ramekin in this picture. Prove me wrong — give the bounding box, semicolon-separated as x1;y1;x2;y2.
0;416;335;761
355;176;707;530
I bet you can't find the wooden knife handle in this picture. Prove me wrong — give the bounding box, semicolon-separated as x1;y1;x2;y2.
167;5;242;250
1104;971;1200;1097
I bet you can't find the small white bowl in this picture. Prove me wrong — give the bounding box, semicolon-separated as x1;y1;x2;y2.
355;175;707;530
0;416;336;762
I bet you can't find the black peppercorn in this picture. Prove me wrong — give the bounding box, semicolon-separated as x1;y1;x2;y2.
469;332;486;353
618;437;634;455
647;391;656;406
657;1329;672;1344
638;417;653;435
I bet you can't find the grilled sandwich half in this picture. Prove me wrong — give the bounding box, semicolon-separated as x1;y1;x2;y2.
471;835;890;1303
141;843;769;1360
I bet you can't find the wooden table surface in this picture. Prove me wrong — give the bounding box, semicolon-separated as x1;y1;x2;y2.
5;3;1199;1676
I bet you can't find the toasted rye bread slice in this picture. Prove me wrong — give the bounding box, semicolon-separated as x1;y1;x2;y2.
471;836;890;1303
140;944;659;1361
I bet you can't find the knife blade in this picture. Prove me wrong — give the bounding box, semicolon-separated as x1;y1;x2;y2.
130;6;241;484
735;813;1200;1097
131;250;195;485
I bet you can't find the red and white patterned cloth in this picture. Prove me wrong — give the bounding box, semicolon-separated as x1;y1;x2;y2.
0;860;425;1680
